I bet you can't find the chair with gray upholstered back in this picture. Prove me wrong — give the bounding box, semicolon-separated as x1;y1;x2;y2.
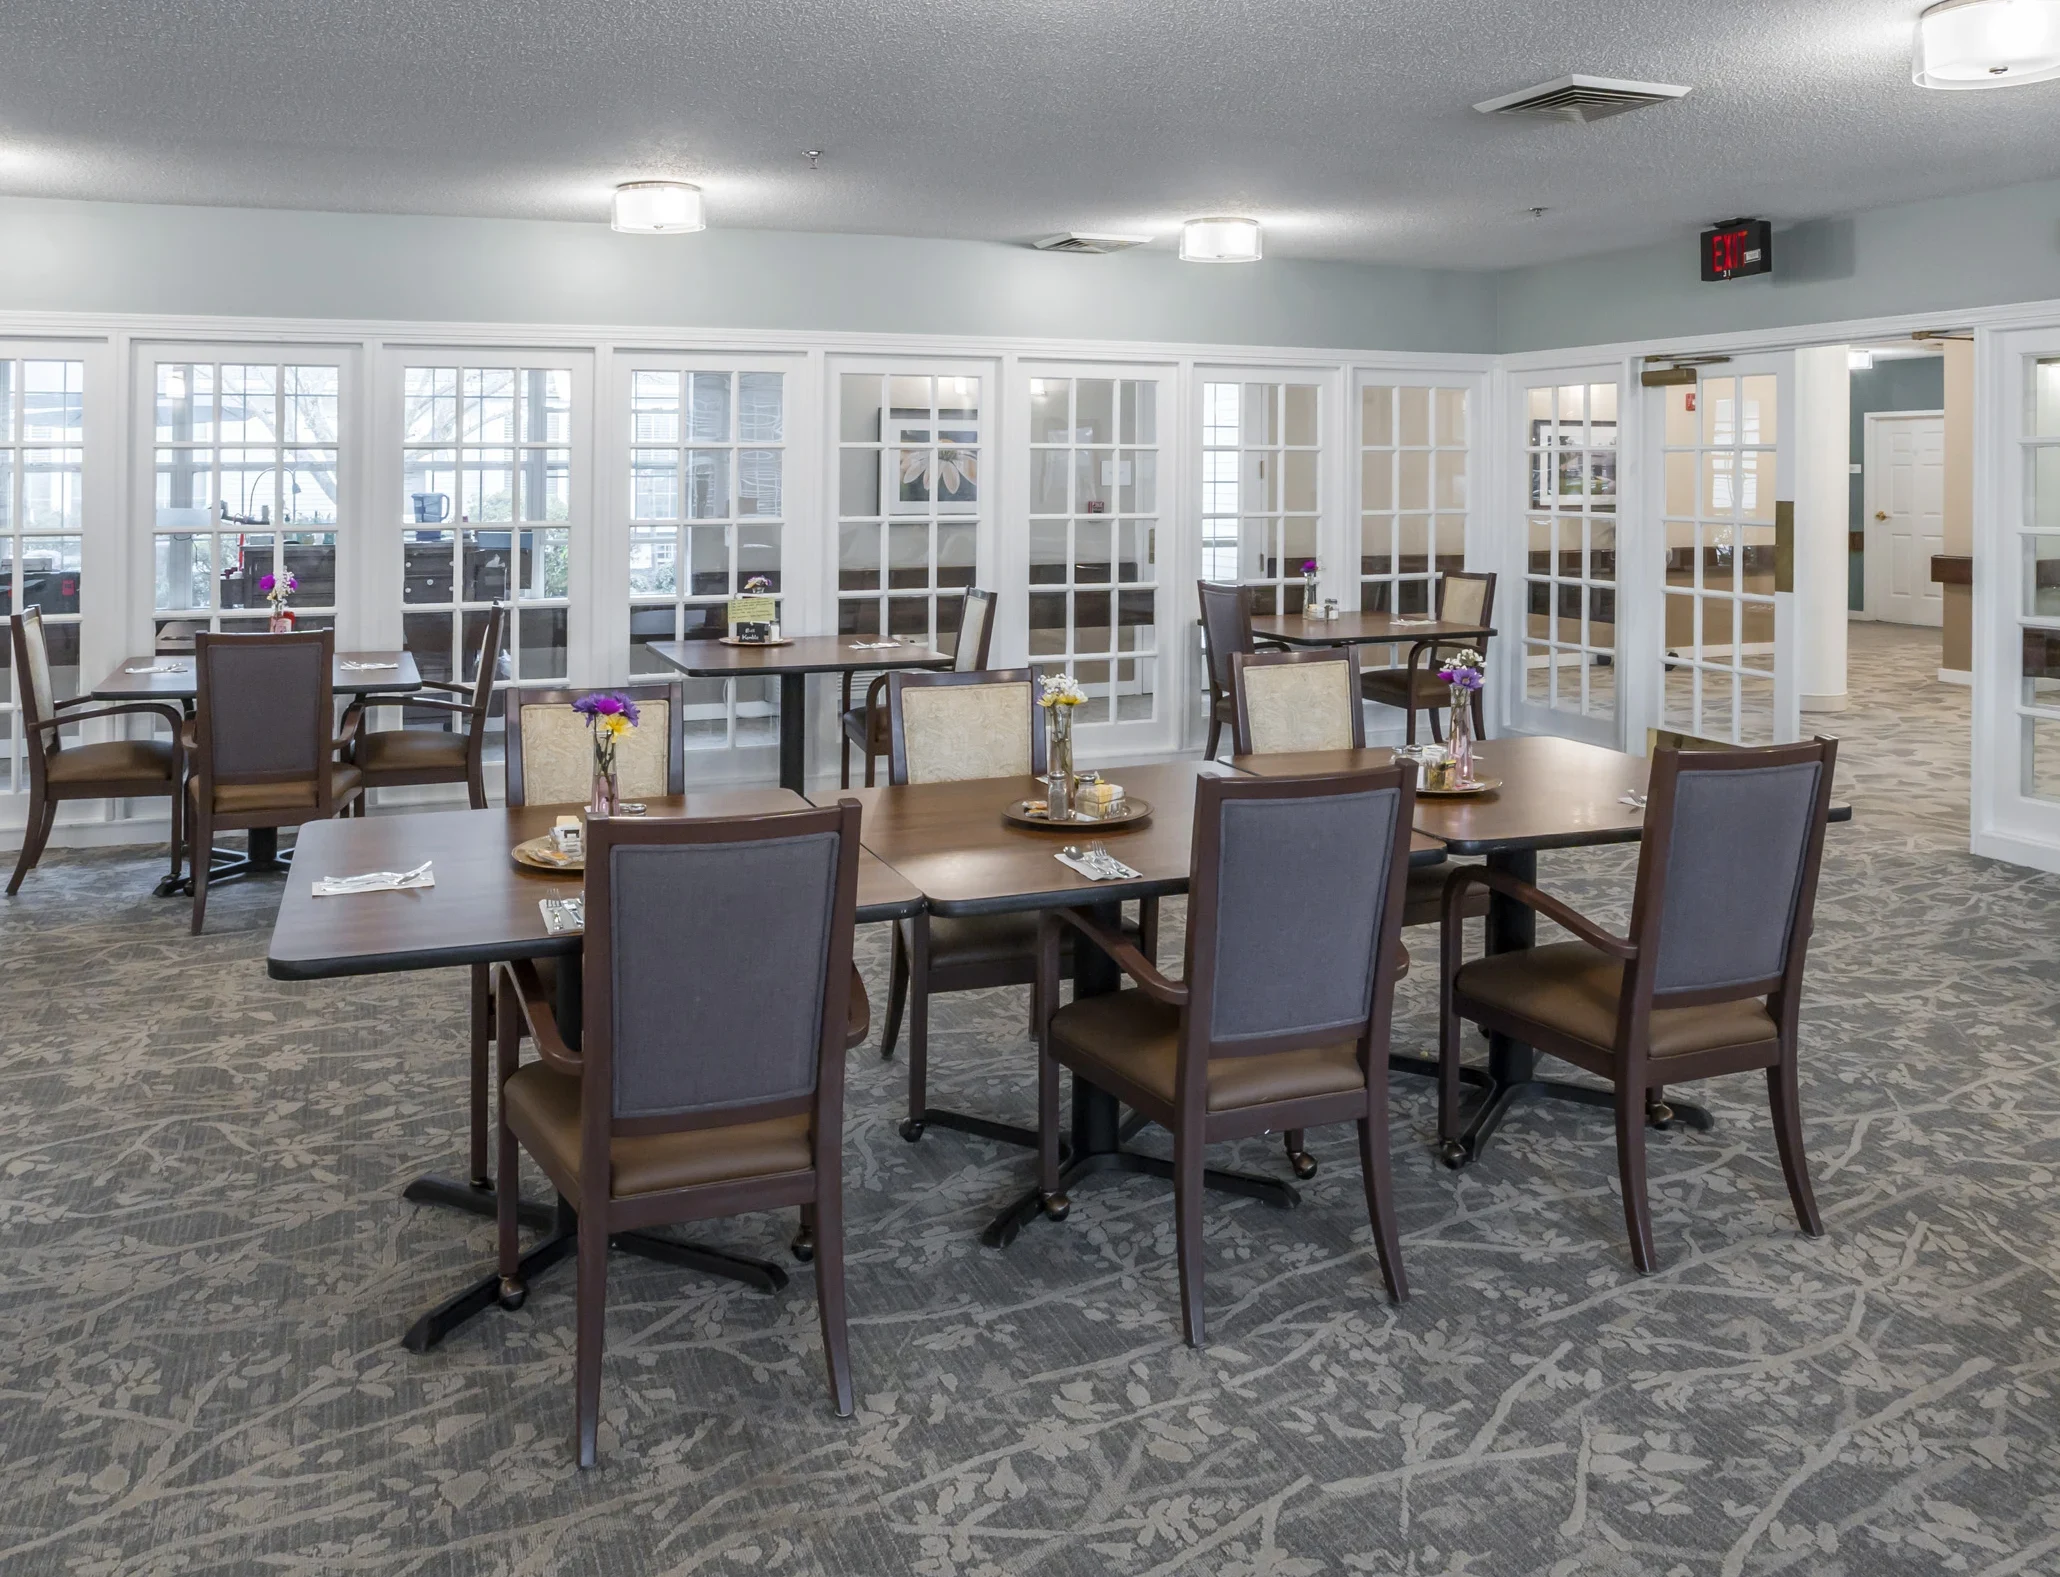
188;628;361;932
874;665;1154;1151
1197;580;1256;760
1034;765;1417;1345
494;802;864;1466
840;587;998;787
1361;570;1497;745
7;608;186;896
1439;736;1838;1272
345;602;504;814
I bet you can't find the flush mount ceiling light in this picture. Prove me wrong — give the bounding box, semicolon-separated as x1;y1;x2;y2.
1179;217;1262;263
611;181;705;233
1914;0;2060;88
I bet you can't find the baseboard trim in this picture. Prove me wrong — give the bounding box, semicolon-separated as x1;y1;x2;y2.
1800;693;1849;714
1938;668;1973;687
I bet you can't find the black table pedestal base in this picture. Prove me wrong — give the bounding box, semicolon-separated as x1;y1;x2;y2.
155;828;291;897
1438;1079;1713;1168
403;1173;554;1232
982;1149;1299;1249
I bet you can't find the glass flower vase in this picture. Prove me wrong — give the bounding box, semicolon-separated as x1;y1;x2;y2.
1302;573;1320;616
268;609;292;634
590;741;619;818
1448;684;1477;785
1046;707;1075;820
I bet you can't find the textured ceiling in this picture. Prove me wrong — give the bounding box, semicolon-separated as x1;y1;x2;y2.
3;0;2058;268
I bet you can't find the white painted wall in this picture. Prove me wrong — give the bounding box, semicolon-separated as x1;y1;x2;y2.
1795;345;1851;713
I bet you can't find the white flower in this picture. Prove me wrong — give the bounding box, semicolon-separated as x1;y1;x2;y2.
1039;673;1087;707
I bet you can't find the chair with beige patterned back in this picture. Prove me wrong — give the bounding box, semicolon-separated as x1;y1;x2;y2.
1230;644;1485;1178
493;801;864;1464
1033;764;1417;1345
1438;737;1839;1271
503;683;684;808
188;628;361;932
345;603;505;814
7;608;186;895
1360;570;1497;745
876;666;1156;1147
840;588;996;788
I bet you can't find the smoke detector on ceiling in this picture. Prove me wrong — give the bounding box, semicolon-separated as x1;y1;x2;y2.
1033;232;1153;255
1473;74;1692;123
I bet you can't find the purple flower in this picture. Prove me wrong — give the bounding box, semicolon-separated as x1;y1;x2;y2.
1440;666;1484;692
1300;560;1318;575
573;692;642;729
259;573;275;593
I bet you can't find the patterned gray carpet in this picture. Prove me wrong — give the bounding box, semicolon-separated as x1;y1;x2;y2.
6;623;2059;1575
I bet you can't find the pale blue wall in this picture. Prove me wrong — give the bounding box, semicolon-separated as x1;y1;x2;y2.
0;196;1498;353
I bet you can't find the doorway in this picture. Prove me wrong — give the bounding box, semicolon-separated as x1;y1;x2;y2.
1862;411;1945;626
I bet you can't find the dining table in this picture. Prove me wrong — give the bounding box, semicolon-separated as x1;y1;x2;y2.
1247;608;1494;652
1231;734;1853;1165
94;649;425;895
268;790;923;1353
643;635;952;794
810;757;1446;1247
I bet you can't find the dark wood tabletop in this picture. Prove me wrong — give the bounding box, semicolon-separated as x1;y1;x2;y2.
812;758;1442;915
1249;611;1494;649
643;635;952;678
94;650;424;702
1232;734;1851;854
267;792;922;980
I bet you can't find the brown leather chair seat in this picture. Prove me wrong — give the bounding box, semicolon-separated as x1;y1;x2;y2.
191;764;363;814
1455;940;1778;1060
1361;668;1450;709
356;729;470;773
45;738;176;785
1404;862;1489;928
1049;990;1366;1112
899;911;1143;971
503;1063;814;1197
839;705;889;753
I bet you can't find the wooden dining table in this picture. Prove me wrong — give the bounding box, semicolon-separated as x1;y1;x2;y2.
1232;734;1853;1165
811;757;1445;1247
1248;609;1494;651
268;790;922;1353
643;635;952;794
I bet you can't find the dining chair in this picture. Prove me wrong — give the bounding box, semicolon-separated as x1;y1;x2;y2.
503;683;684;806
1438;737;1839;1272
188;628;361;932
1197;580;1256;760
493;801;864;1465
345;602;504;814
1033;765;1417;1345
6;608;186;895
840;587;997;787
1360;570;1497;745
1230;642;1484;1178
876;666;1156;1143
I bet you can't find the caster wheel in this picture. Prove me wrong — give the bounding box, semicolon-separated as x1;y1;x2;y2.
898;1119;926;1143
1648;1102;1677;1130
1439;1139;1467;1170
497;1276;527;1311
790;1228;815;1264
1041;1193;1071;1221
1289;1151;1318;1180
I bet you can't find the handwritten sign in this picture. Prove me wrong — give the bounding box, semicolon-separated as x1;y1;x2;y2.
727;595;777;625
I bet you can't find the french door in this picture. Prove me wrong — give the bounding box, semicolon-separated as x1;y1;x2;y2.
1973;326;2060;872
1646;354;1799;745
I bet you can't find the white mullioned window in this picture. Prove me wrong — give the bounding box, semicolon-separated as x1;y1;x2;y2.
0;357;85;792
1358;382;1469;619
1200;380;1321;613
1523;379;1619;721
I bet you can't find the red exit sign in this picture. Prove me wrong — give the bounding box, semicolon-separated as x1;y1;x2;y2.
1701;218;1773;282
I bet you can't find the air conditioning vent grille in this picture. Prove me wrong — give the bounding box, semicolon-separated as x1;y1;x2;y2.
1473;74;1692;124
1033;232;1151;255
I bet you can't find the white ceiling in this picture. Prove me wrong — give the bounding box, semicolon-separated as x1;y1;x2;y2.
3;0;2058;269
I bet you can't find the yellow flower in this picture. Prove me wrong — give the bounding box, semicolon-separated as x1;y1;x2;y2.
598;713;630;740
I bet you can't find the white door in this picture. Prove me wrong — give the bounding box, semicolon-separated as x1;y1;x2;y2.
1972;327;2060;873
1647;354;1800;745
1864;412;1945;626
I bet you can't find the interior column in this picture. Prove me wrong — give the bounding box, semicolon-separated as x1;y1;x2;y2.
1796;345;1851;714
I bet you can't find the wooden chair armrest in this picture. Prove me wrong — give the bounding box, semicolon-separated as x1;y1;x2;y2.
1443;867;1636;960
52;692;103;711
498;957;584;1075
863;671;890;712
1047;906;1190;1006
32;701;186;735
415;678;469;695
353;695;473;719
333;709;365;755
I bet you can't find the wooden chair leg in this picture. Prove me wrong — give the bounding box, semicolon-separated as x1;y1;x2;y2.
1472;686;1487;740
1205;713;1221;761
1359;1074;1408;1303
6;792;54;895
1437;996;1465;1159
880;924;909;1060
469;763;488;812
1282;1130;1317;1179
1767;1056;1823;1238
1427;703;1444;744
1615;1080;1657;1273
902;918;931;1139
1404;702;1418;747
573;1207;608;1468
189;811;213;933
494;973;526;1305
863;746;878;789
1037;1028;1065;1212
469;964;492;1188
1174;1127;1207;1346
1138;897;1160;967
840;731;852;790
813;1177;854;1417
168;777;185;887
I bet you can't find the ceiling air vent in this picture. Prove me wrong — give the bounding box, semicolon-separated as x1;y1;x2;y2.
1033;232;1152;255
1473;75;1692;123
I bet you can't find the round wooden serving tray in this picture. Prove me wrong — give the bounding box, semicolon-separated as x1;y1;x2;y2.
1415;777;1502;798
1003;797;1153;832
718;636;794;648
511;835;583;874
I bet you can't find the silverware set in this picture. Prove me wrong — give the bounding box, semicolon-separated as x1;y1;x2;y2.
1059;841;1139;880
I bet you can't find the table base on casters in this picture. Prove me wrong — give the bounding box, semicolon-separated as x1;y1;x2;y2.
1434;847;1711;1168
154;826;294;897
979;900;1301;1249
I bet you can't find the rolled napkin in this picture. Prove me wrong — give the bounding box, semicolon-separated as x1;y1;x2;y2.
340;660;400;671
846;640;900;650
124;661;188;675
312;860;434;896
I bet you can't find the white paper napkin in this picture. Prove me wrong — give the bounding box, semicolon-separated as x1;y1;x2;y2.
312;860;434;896
125;661;188;675
846;640;900;650
340;660;400;671
1055;848;1142;882
540;896;584;935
